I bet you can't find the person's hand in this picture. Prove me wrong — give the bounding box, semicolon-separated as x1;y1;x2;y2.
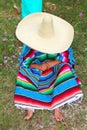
30;63;47;71
30;60;61;71
45;60;61;69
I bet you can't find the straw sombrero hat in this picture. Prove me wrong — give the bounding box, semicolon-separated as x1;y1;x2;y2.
16;12;74;53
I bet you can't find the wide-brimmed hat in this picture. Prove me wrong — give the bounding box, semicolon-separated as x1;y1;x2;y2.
16;12;74;53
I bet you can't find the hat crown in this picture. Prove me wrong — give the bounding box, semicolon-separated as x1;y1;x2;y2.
38;15;54;38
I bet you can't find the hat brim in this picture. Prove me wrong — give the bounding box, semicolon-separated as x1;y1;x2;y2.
16;12;74;54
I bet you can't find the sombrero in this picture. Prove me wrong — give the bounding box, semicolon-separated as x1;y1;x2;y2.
16;12;74;53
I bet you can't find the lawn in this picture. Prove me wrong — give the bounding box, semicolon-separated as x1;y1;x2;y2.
0;0;87;130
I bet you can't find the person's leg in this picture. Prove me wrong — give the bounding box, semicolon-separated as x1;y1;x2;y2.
54;107;64;121
24;109;34;120
21;0;42;18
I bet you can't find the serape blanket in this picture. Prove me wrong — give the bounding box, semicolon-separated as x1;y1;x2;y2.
14;47;83;110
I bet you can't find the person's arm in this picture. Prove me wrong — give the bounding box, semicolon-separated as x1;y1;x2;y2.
45;60;61;69
30;60;61;71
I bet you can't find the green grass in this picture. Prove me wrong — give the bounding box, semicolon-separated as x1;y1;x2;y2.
0;0;87;130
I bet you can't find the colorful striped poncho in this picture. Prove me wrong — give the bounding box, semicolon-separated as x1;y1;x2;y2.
14;47;83;110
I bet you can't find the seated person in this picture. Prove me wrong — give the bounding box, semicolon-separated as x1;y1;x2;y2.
14;0;83;121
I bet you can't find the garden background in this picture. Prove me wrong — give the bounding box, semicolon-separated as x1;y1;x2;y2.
0;0;87;130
